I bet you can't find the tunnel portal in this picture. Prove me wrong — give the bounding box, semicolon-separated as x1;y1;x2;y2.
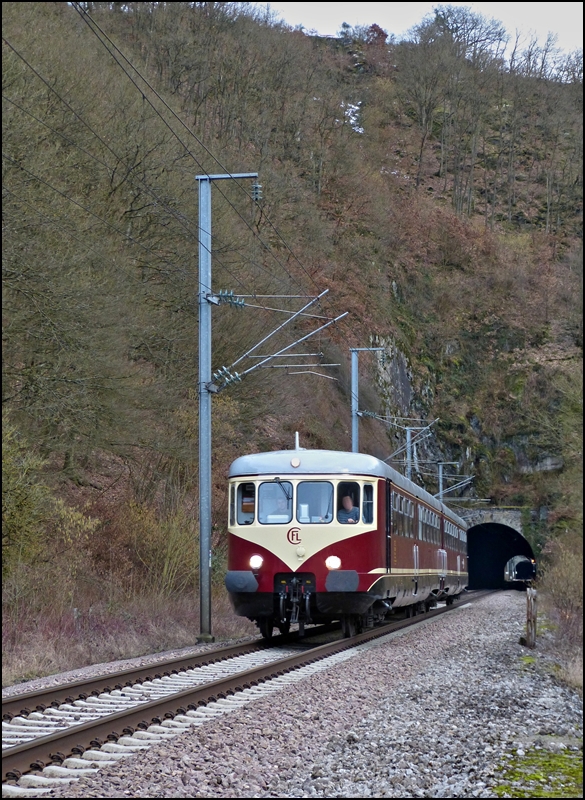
467;522;535;589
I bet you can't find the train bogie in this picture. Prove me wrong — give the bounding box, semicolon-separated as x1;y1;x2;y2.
225;448;468;637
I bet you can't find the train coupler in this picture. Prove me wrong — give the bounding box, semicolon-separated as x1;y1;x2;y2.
277;574;313;625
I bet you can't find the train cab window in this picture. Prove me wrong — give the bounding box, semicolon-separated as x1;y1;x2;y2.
236;482;256;525
362;484;374;524
258;481;293;524
229;483;235;527
297;481;333;523
337;482;360;524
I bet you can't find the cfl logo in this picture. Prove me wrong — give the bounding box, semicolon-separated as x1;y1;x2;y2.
287;527;301;544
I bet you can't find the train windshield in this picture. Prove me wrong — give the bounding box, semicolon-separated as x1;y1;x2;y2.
258;481;293;524
297;481;333;523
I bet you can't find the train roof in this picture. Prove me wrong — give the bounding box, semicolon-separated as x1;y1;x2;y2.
229;448;467;528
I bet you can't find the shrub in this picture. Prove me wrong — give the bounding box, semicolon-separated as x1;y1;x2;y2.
110;501;200;598
538;533;583;645
2;417;50;576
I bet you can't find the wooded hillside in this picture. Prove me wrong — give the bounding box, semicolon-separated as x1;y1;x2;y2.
2;2;582;675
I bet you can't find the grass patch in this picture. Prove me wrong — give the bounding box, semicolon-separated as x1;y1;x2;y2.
494;745;583;798
2;589;256;687
536;619;557;636
520;655;537;666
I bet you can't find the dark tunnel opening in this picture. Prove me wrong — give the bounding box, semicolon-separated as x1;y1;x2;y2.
467;523;535;589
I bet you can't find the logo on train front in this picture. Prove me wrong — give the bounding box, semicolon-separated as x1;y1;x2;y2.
287;527;301;544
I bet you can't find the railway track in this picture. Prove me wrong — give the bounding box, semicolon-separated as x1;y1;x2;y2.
2;591;493;795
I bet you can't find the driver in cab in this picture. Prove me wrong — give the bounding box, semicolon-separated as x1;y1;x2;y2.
337;495;359;524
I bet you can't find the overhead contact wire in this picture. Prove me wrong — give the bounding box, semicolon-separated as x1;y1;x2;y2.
69;3;321;294
1;42;270;300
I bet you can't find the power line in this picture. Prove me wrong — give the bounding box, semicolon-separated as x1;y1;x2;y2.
2;152;187;275
4;150;330;393
68;3;364;361
69;4;316;296
65;6;341;363
7;8;387;415
2;186;147;288
3;38;335;386
76;1;321;294
229;290;332;370
66;4;370;361
7;53;311;357
1;43;280;300
5;14;381;385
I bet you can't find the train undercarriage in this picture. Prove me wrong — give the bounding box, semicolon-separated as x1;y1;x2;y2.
228;570;465;639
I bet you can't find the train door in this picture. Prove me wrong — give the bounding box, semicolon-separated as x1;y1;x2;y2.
438;515;446;591
413;543;419;595
385;479;391;573
437;549;447;590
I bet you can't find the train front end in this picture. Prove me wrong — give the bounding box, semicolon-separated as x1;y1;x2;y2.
224;449;385;638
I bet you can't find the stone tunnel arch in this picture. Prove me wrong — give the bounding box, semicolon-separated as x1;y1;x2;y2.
466;522;535;589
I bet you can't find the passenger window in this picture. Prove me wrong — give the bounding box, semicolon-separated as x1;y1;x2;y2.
297;481;333;523
391;492;402;536
258;481;293;524
337;482;360;524
405;499;413;538
363;484;374;524
237;482;256;525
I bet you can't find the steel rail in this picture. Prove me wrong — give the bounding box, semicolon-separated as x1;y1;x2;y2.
2;641;266;723
2;624;337;722
2;592;492;782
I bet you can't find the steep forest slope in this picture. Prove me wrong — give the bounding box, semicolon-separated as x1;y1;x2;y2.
2;2;582;673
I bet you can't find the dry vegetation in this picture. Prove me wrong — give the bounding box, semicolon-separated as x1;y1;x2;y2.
537;533;583;692
2;2;582;684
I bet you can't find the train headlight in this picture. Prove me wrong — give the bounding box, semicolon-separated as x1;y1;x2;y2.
249;555;263;570
325;555;342;570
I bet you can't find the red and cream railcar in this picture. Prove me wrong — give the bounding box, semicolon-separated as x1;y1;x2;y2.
224;447;468;638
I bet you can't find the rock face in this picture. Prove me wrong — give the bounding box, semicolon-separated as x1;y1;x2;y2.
370;333;567;507
42;592;582;799
375;337;414;416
